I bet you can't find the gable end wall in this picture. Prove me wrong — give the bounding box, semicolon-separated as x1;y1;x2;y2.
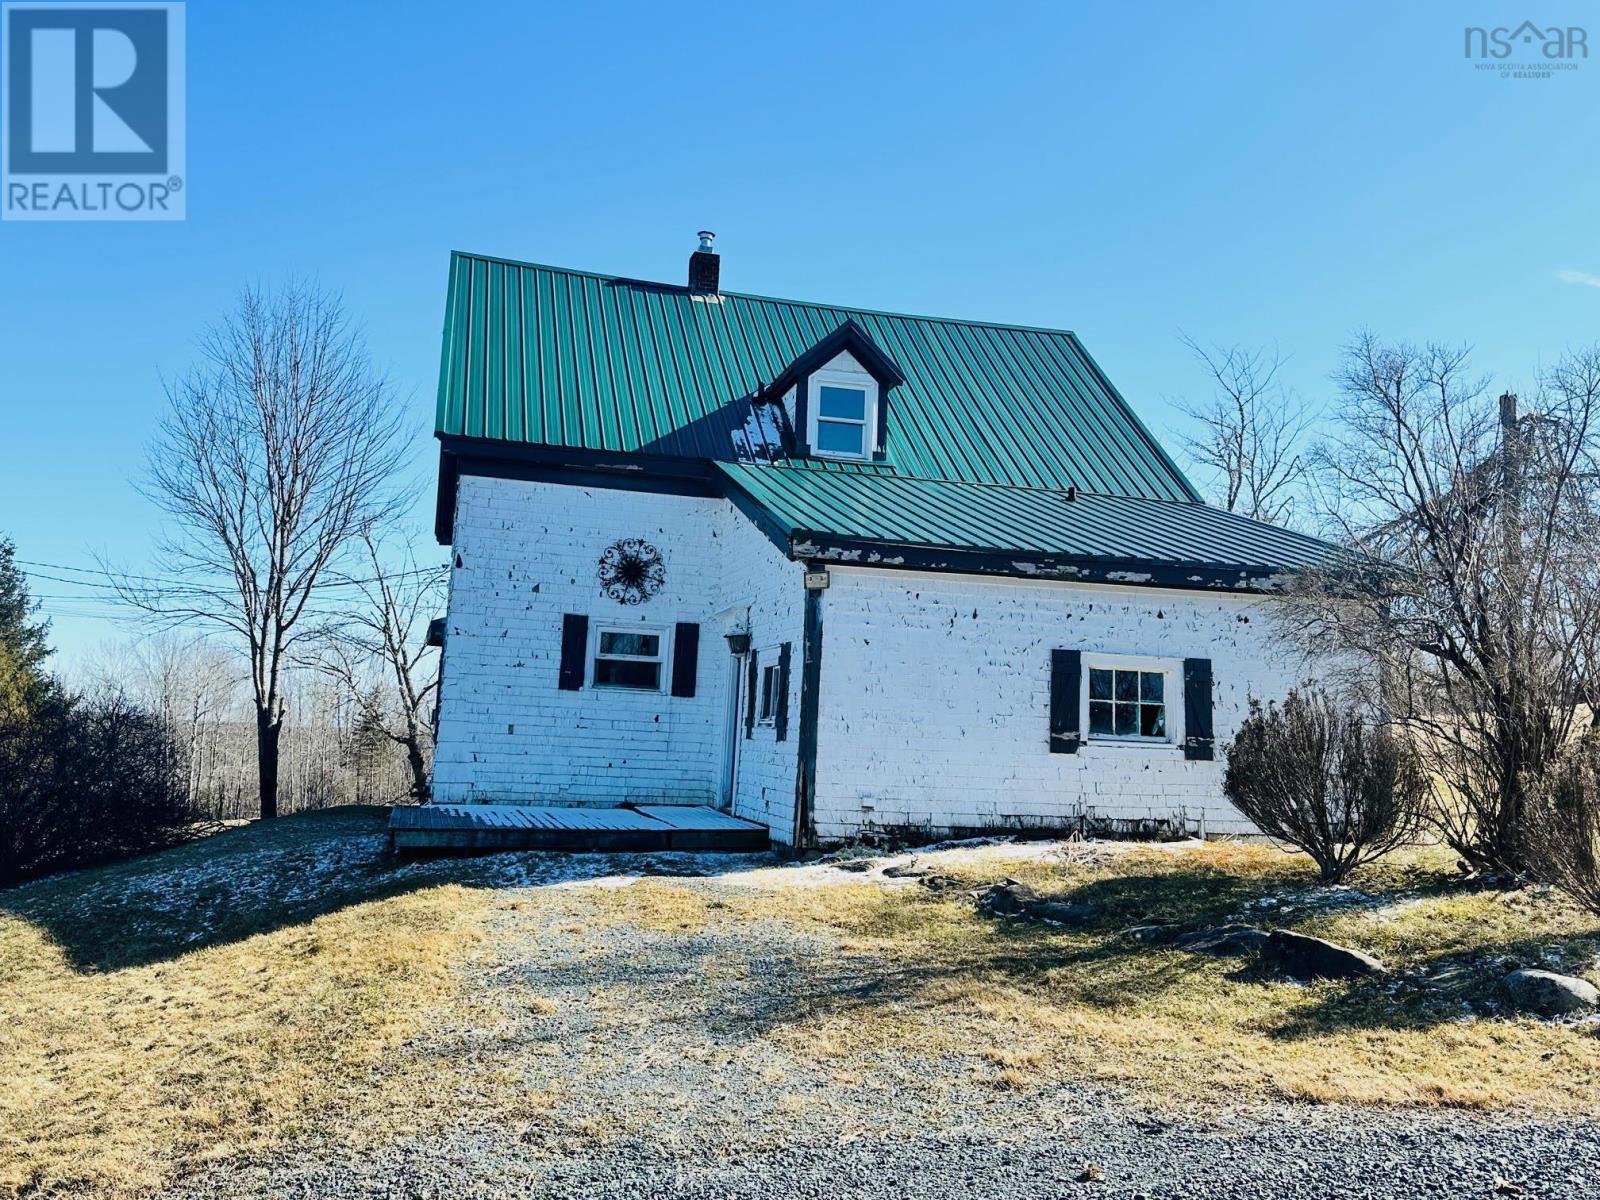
433;475;804;837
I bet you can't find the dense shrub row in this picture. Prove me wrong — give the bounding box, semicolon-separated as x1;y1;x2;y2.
0;687;197;886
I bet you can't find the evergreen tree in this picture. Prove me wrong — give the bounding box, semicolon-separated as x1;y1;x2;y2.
349;686;390;802
0;538;52;713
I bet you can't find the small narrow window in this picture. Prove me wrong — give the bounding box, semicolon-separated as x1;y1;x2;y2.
1087;666;1168;742
757;662;780;723
593;627;664;691
813;383;869;458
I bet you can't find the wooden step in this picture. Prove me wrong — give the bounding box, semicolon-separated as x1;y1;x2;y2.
388;803;768;854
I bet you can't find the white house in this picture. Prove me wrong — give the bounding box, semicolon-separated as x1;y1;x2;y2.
426;235;1334;847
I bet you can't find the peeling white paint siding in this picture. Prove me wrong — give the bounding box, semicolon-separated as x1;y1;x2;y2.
433;476;803;838
436;477;1318;848
810;567;1314;841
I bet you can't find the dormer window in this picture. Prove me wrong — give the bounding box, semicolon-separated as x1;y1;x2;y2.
759;320;905;464
813;381;872;458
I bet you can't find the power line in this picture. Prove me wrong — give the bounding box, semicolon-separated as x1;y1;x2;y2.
18;558;444;591
23;571;224;595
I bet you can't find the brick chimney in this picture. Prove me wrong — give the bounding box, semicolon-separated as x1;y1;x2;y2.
688;230;719;294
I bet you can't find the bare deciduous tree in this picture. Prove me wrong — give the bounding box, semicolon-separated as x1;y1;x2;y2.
1289;332;1600;875
114;284;408;819
302;527;444;802
1176;335;1314;525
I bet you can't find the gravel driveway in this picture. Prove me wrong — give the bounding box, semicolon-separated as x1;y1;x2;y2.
165;1111;1599;1200
160;845;1600;1200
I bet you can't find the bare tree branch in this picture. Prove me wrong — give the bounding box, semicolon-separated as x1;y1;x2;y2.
298;526;444;802
106;283;411;818
1175;335;1315;525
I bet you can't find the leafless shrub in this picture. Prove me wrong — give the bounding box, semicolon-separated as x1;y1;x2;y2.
1528;736;1600;914
1223;688;1431;883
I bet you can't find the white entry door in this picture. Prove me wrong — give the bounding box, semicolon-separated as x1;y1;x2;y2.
719;652;743;811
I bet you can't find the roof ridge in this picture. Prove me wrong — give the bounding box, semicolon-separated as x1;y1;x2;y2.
449;249;1082;339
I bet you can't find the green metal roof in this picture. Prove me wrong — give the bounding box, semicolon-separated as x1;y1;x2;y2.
716;462;1336;586
436;252;1199;501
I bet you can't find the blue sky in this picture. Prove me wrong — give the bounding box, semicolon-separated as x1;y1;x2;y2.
4;0;1599;665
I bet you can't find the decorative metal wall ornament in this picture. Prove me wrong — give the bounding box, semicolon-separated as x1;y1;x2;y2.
598;538;665;605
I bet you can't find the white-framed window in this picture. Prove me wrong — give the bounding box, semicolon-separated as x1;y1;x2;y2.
807;370;877;460
1081;653;1182;745
757;661;780;724
592;624;667;692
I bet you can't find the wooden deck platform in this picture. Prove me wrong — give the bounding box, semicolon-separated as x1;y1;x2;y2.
387;803;769;854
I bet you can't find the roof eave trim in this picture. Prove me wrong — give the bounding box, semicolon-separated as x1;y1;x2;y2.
433;435;719;544
786;532;1296;593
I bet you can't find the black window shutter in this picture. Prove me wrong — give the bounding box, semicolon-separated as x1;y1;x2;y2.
775;642;792;741
1183;657;1215;760
558;614;588;691
1049;648;1081;754
670;622;700;698
745;648;759;738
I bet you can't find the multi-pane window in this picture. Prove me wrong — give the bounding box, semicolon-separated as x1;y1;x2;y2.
593;628;663;691
758;662;780;723
1088;666;1167;740
813;383;870;458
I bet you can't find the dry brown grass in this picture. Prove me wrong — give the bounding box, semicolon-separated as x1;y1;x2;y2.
581;879;712;933
706;843;1600;1114
0;809;509;1198
5;812;1598;1198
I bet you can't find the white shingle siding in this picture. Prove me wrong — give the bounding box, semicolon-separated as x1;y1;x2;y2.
810;567;1310;841
432;475;803;837
434;476;1314;847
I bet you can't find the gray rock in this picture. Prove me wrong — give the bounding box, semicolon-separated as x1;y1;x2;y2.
1124;923;1181;944
975;878;1038;916
831;856;877;873
1262;929;1387;980
1503;968;1600;1016
881;860;927;879
1031;901;1104;925
1175;924;1270;956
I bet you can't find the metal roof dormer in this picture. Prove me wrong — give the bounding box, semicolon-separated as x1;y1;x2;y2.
756;320;906;465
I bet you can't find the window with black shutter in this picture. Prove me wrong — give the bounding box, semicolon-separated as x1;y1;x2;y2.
1182;657;1215;760
558;614;589;691
1049;648;1081;754
745;648;759;738
774;642;792;741
670;622;700;698
591;626;665;691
